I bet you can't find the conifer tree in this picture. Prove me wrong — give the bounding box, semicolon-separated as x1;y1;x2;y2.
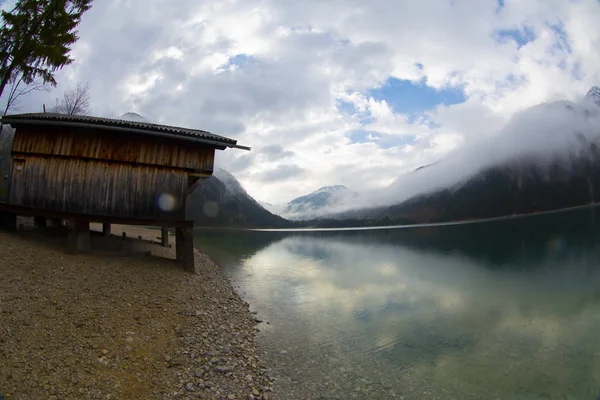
0;0;93;100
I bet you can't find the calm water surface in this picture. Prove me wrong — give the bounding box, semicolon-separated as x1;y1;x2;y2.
194;207;600;400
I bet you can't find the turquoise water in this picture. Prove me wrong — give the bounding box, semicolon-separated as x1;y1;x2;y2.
194;207;600;399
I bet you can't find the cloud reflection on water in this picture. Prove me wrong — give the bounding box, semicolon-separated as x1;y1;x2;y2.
198;208;600;398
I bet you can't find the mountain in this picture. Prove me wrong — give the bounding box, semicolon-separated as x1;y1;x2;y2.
186;169;292;228
191;87;600;228
382;151;600;224
353;90;600;224
120;112;148;122
266;185;359;220
586;86;600;107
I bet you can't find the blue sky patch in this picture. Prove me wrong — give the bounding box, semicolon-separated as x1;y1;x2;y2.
547;21;572;54
220;54;255;70
495;25;536;49
338;78;464;147
572;61;583;80
495;0;505;14
336;100;357;116
347;129;381;144
336;100;375;125
367;78;466;118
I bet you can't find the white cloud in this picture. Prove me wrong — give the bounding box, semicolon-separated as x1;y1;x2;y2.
5;0;600;204
377;98;600;207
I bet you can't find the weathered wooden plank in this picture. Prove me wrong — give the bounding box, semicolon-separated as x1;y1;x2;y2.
11;127;215;172
8;155;188;220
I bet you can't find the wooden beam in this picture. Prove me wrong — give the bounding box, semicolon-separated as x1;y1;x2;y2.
10;151;215;175
188;172;212;178
0;202;193;229
187;177;206;194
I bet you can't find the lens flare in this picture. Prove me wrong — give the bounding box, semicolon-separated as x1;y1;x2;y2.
157;193;177;212
546;236;566;255
203;201;219;218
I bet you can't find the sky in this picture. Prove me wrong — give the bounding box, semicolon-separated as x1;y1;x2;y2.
3;0;600;204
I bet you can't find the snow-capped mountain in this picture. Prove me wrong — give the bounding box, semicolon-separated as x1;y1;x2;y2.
120;112;148;122
585;86;600;107
212;168;260;203
265;185;359;220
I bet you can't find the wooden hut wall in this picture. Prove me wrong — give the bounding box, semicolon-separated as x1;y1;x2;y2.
8;155;189;220
11;127;215;172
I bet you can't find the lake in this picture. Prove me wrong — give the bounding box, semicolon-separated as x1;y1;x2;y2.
194;206;600;400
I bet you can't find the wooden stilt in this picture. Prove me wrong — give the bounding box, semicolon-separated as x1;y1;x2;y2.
33;216;47;228
161;226;169;247
176;227;195;272
102;223;111;236
67;221;90;254
0;211;16;231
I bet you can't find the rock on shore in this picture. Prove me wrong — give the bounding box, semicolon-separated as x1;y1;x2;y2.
0;225;273;399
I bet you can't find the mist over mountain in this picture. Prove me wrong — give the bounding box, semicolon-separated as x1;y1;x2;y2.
189;87;600;227
372;96;600;209
265;185;359;220
328;87;600;224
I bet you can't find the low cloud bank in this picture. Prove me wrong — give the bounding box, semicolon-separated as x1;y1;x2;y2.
224;93;600;220
356;96;600;210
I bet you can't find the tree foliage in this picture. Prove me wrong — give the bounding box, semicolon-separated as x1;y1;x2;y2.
54;81;90;115
0;0;93;100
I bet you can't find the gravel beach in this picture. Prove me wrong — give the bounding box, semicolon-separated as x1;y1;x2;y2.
0;220;274;400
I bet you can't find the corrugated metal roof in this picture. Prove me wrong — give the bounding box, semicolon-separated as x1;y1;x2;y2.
0;113;249;150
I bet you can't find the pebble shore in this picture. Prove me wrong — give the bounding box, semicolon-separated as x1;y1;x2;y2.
0;222;274;400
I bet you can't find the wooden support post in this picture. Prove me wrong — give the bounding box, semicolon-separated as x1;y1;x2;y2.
161;226;169;247
102;223;111;236
33;216;47;228
67;221;90;254
0;211;17;231
176;227;195;272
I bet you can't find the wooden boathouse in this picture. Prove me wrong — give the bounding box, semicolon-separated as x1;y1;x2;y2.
0;113;249;271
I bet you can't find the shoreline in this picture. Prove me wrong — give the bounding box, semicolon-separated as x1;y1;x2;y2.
0;221;274;399
193;202;600;233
